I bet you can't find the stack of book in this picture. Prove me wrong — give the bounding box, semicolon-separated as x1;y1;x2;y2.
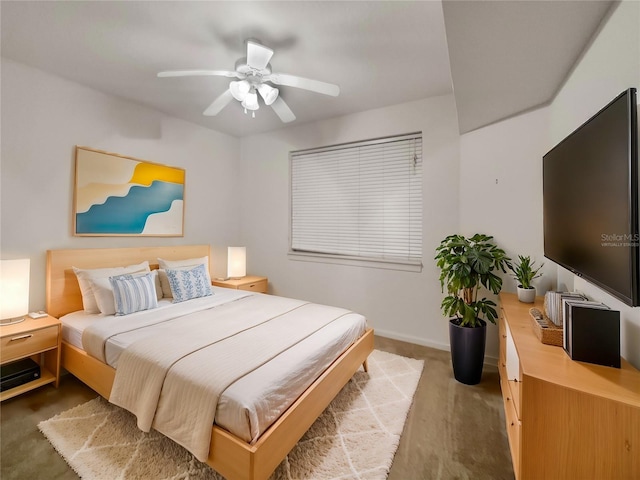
544;291;587;326
561;298;620;368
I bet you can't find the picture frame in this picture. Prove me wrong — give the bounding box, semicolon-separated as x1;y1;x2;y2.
73;146;185;236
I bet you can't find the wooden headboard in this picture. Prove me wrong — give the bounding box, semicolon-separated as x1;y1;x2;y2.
46;245;211;318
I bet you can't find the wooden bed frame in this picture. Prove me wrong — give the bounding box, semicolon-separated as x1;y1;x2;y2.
46;245;374;480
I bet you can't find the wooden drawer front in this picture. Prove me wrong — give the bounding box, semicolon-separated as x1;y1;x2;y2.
498;313;507;380
501;379;522;478
508;379;522;419
239;279;267;293
498;358;507;382
1;326;58;363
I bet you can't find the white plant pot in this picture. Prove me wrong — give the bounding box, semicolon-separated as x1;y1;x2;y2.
517;286;536;303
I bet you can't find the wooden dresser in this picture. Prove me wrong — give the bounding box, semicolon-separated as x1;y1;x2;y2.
498;292;640;479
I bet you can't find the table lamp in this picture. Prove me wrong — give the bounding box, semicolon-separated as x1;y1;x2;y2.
227;247;246;279
0;258;30;325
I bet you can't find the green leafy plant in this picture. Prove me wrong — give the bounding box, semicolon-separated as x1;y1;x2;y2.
509;255;543;289
435;234;511;327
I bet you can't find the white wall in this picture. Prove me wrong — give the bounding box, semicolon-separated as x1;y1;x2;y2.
459;107;551;359
238;96;460;351
548;0;640;368
460;107;550;274
1;58;242;312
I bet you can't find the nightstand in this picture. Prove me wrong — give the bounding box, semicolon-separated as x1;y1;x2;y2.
212;275;268;294
0;315;61;401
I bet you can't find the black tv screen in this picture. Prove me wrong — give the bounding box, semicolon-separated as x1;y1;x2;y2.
543;88;638;306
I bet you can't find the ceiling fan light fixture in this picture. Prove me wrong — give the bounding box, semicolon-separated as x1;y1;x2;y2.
158;39;339;123
258;84;279;106
230;80;250;101
241;90;259;111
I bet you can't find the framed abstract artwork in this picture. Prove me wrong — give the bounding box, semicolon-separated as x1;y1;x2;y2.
74;146;185;236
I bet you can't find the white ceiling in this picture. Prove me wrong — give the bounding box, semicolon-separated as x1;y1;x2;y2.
443;0;614;133
1;1;614;137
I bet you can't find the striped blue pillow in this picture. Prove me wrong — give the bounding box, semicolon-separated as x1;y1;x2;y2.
109;271;159;316
166;264;213;303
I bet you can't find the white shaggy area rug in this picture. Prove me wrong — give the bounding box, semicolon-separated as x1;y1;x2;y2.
39;350;423;480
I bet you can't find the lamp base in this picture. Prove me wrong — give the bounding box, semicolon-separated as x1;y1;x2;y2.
0;316;26;326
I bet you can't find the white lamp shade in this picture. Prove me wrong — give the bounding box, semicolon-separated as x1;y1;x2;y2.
230;80;250;101
227;247;246;279
258;84;279;106
0;259;30;320
241;91;259;111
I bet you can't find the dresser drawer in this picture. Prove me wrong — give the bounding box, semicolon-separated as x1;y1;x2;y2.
498;312;507;380
498;357;508;382
501;378;521;477
238;279;267;293
1;325;59;363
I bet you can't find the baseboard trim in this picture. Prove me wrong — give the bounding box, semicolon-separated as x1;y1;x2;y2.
373;328;449;351
374;329;499;367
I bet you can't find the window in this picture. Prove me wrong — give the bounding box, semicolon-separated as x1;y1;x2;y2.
290;132;422;269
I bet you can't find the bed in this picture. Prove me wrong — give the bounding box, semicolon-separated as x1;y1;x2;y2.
46;245;374;480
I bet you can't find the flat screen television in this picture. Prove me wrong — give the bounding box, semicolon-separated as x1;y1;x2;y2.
543;88;639;306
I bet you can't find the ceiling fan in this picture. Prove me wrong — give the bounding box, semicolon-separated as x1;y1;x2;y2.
158;40;340;123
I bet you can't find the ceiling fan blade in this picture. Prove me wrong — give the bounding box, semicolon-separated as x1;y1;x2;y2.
266;73;340;97
203;89;234;116
158;70;239;78
246;40;274;70
271;97;296;123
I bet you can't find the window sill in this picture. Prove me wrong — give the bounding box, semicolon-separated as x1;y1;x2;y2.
287;251;423;272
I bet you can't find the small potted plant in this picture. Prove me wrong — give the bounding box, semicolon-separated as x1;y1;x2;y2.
435;234;511;385
509;255;543;303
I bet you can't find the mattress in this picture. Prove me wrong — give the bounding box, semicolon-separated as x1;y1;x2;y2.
60;287;367;443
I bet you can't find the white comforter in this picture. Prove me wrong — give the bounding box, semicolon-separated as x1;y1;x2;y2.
86;293;360;462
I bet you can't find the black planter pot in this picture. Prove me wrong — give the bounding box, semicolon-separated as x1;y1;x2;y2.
449;318;487;385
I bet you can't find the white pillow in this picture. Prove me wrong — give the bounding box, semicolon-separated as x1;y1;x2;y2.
157;256;211;297
165;265;213;303
110;272;159;316
90;270;161;315
73;261;150;313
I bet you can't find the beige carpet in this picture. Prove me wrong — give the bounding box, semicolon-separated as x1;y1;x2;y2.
38;350;424;480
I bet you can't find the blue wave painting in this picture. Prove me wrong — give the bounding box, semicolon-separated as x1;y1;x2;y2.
76;181;183;234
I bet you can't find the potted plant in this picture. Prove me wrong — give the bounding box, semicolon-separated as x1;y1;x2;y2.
509;255;543;303
435;234;511;385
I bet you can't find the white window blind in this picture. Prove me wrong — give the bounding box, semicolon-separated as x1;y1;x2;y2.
290;132;422;265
